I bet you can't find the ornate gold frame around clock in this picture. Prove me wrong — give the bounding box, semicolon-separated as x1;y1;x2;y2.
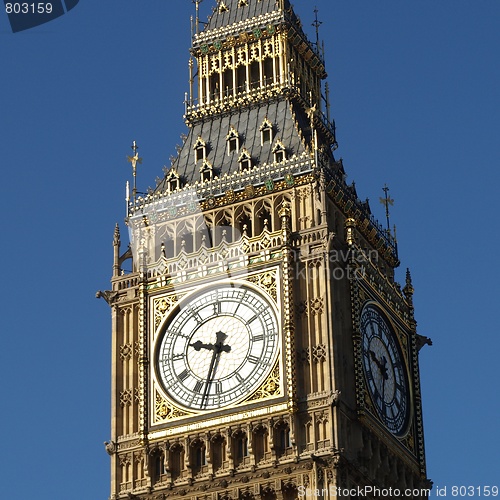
149;267;285;427
351;272;420;457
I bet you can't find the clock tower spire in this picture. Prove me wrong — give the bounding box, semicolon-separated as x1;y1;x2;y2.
98;1;431;499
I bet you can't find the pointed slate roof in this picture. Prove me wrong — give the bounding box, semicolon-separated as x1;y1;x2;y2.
205;0;282;31
156;99;311;191
194;0;304;47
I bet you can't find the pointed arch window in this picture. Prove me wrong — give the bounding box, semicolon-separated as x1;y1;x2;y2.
273;140;286;163
252;425;269;464
226;126;240;155
238;148;252;171
210;434;227;473
151;449;165;484
165;168;181;193
231;430;248;468
274;420;291;459
260;118;274;145
169;444;184;482
200;160;214;183
190;439;206;476
194;136;207;163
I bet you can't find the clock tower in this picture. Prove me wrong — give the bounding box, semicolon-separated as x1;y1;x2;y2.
98;1;432;499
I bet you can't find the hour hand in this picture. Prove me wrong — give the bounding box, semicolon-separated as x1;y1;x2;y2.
190;340;215;351
369;350;381;368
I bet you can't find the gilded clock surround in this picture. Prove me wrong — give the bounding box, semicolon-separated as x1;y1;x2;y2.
99;1;431;499
150;270;285;426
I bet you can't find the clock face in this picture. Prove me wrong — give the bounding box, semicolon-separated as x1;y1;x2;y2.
156;284;279;411
360;303;411;436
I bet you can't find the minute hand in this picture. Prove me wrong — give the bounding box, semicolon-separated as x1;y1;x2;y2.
200;331;231;408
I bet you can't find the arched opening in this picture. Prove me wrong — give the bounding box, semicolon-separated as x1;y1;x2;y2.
211;434;227;473
235;205;253;239
255;201;273;234
274;421;291;460
150;449;165;484
250;60;260;89
252;425;269;464
263;57;274;86
232;430;248;468
209;73;219;100
236;65;246;93
168;444;184;482
223;67;233;97
190;439;206;477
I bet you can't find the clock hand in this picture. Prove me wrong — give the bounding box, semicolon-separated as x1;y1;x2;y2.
190;332;231;353
190;340;216;351
201;349;219;408
369;350;389;380
380;355;389;380
369;350;382;369
200;331;231;408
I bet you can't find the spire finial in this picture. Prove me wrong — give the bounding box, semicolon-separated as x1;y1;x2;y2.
403;268;415;303
113;223;120;247
193;0;204;36
312;6;322;50
126;140;143;204
379;184;394;234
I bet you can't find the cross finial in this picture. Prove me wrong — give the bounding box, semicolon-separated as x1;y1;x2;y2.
379;184;394;233
312;7;322;49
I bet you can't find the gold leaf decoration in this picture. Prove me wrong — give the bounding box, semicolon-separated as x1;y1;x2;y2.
155;392;191;422
244;360;281;403
246;271;277;302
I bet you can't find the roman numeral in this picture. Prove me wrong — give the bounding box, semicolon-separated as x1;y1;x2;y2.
178;369;189;382
252;335;264;342
248;355;260;364
193;381;203;393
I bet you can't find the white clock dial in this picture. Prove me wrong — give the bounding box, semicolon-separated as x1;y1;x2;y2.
156;284;279;411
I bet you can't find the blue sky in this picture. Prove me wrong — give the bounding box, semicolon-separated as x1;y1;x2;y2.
1;1;499;497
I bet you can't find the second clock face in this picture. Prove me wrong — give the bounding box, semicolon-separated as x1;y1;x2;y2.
360;303;411;436
156;284;279;411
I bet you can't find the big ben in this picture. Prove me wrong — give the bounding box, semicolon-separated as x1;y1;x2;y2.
98;1;432;498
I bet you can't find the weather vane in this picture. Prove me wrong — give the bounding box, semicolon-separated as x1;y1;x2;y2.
379;184;394;234
127;140;143;204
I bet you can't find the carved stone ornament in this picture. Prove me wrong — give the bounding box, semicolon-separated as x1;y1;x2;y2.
246;270;277;301
104;440;117;455
120;343;133;361
328;390;341;406
154;390;192;422
153;294;183;330
243;360;282;403
245;184;256;198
